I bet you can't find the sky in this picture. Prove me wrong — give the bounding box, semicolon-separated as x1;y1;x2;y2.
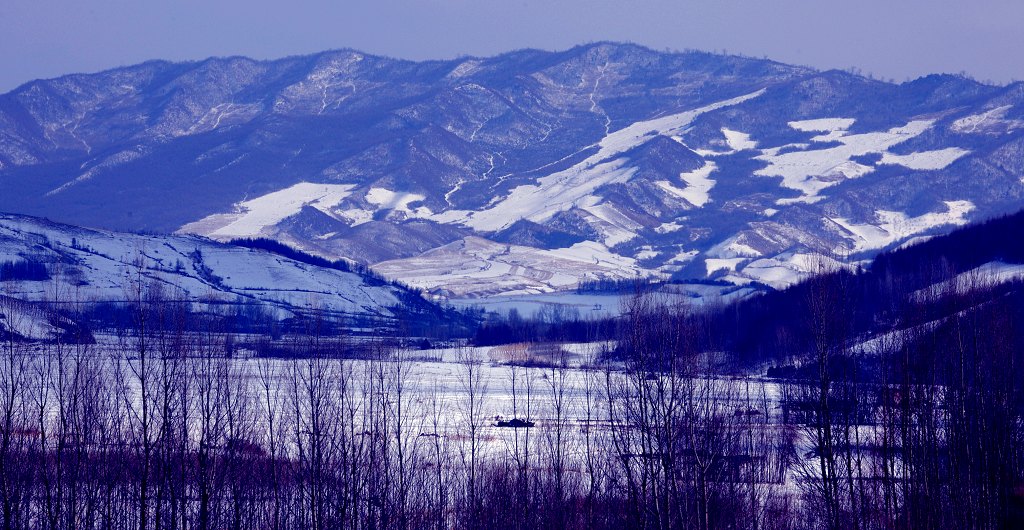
2;0;1022;92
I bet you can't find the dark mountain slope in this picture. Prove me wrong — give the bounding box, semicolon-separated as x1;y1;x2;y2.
1;43;1022;296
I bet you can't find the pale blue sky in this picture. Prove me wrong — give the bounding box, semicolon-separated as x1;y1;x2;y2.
2;0;1021;92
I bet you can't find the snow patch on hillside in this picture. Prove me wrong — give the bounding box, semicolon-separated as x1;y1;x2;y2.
655;221;685;234
731;252;851;289
462;89;765;231
669;249;699;264
180;182;357;239
578;198;644;246
374;236;655;297
658;249;699;273
707;236;762;259
788;118;857;132
185;103;262;135
274;54;363;114
47;146;149;196
656;161;718;208
366;188;431;215
691;128;758;156
830;200;975;252
706;257;746;275
756;119;934;201
723;129;758;151
447;59;482;79
461;159;637;231
918;261;1024;298
879;148;969;170
335;188;434;226
634;246;659;260
951;106;1024;134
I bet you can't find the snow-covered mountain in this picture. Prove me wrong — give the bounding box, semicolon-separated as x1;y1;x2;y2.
2;43;1023;296
0;214;440;327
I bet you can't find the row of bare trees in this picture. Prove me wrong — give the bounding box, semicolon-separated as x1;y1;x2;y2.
2;264;1024;530
0;278;800;530
774;266;1024;530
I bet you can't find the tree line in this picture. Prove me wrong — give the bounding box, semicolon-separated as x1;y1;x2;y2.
1;261;1023;529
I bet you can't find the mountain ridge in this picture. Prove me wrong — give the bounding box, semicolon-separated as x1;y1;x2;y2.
2;43;1022;297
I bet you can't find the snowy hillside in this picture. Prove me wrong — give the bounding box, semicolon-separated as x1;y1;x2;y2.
0;214;435;322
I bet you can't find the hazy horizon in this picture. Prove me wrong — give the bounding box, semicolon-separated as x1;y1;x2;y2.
2;0;1021;93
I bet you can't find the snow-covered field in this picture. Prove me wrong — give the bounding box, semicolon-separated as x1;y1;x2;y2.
375;236;652;297
10;336;791;459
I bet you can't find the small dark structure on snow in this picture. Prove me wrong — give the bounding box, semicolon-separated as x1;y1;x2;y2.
494;416;535;428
